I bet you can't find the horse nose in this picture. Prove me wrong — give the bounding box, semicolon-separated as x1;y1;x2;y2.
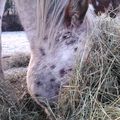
29;71;61;103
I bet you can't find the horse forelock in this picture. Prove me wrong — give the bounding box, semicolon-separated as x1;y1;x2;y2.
36;0;68;48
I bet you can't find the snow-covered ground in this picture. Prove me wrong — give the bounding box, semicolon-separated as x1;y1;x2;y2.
1;32;30;56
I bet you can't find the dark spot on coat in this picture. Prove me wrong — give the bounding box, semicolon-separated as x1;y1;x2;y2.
40;48;46;56
35;94;40;97
43;36;48;41
50;65;56;69
0;16;1;19
36;81;43;87
42;65;47;69
54;82;60;91
55;90;59;95
59;68;67;77
65;39;76;45
68;68;72;71
55;39;60;44
74;47;78;52
49;80;59;90
50;78;56;82
54;83;60;95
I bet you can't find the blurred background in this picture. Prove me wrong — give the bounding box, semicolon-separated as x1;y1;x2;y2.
1;0;29;57
2;0;23;31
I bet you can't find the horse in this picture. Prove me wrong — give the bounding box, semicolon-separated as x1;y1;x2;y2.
0;0;119;108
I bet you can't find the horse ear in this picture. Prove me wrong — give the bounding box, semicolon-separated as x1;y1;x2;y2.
64;0;89;27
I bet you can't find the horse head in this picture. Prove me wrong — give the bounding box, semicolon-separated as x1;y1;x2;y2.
25;0;92;105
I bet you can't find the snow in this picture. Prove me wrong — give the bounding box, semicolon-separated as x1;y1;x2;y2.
1;31;30;56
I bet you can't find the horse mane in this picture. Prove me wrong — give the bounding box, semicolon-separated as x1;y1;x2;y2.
36;0;69;50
